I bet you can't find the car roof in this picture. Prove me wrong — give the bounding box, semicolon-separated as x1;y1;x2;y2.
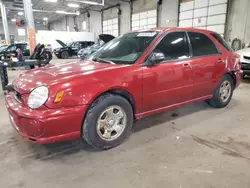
131;27;214;34
75;41;94;42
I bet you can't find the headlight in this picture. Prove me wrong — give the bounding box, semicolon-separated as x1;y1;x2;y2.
28;86;49;109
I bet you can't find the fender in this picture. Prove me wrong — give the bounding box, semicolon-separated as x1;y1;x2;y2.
45;64;143;112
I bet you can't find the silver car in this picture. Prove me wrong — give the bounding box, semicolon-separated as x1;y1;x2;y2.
237;47;250;78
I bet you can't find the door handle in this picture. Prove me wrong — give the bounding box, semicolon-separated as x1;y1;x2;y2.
183;63;191;69
217;58;225;63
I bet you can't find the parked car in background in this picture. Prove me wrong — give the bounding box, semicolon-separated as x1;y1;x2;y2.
0;45;8;53
78;34;115;59
0;43;30;60
236;48;250;78
5;28;242;150
53;40;94;59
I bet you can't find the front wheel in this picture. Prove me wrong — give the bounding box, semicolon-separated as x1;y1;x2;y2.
61;51;69;59
82;94;133;150
208;74;234;108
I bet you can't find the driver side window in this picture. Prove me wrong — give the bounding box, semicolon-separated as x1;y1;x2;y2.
153;31;190;63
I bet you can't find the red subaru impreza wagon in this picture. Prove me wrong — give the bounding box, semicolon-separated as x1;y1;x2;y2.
5;28;242;149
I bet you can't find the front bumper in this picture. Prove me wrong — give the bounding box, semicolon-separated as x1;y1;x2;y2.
5;92;88;144
53;51;61;56
241;62;250;75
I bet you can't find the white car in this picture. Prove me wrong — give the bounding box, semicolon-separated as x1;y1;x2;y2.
237;48;250;77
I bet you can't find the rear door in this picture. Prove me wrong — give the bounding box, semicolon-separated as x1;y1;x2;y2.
188;32;225;99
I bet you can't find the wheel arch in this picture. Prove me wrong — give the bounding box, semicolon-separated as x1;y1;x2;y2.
225;71;236;89
87;88;136;118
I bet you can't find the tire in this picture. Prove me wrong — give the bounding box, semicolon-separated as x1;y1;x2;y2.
208;74;234;108
82;93;133;150
61;51;69;59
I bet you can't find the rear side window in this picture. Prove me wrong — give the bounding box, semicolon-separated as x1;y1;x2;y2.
18;44;27;51
211;32;233;52
188;32;219;57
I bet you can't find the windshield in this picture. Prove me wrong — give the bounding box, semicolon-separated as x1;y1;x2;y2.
92;40;104;48
67;42;73;47
89;31;159;65
0;46;7;52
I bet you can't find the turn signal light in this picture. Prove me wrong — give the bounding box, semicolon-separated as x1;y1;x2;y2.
54;91;65;103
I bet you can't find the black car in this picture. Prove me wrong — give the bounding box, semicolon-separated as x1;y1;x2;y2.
53;40;94;59
0;45;8;53
0;43;30;60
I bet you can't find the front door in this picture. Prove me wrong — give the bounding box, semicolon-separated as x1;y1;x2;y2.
142;31;193;112
20;44;30;56
71;42;80;55
5;45;17;59
187;32;224;99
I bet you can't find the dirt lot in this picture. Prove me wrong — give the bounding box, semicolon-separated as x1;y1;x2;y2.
0;59;250;188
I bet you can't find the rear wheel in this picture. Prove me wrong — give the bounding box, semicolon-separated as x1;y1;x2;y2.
208;74;234;108
82;94;133;150
61;51;69;59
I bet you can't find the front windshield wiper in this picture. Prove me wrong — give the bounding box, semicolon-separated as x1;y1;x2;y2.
92;57;115;64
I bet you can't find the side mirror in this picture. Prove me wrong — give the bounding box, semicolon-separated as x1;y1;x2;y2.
149;52;165;65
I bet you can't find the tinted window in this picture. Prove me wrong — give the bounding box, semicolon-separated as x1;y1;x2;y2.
153;32;190;61
188;32;218;57
17;44;27;51
211;32;233;52
80;42;87;48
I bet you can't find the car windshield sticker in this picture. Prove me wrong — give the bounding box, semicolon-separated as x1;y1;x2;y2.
137;32;157;37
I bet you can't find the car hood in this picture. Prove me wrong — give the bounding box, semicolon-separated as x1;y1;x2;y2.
56;39;67;47
236;48;250;56
54;46;68;51
12;60;124;94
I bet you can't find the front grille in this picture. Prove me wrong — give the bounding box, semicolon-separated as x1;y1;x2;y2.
243;56;250;60
13;90;22;103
